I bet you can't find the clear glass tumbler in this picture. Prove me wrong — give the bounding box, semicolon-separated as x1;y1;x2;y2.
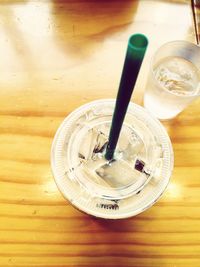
144;40;200;120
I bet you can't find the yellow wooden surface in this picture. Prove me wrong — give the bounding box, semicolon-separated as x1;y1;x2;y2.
0;0;200;266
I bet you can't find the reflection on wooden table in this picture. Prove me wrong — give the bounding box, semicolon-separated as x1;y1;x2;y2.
0;0;200;266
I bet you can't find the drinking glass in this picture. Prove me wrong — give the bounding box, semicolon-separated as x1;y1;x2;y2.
144;41;200;120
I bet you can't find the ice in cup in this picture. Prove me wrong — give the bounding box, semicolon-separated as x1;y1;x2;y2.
144;41;200;120
51;99;174;219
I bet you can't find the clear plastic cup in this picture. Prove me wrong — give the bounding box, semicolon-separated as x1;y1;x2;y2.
51;99;174;219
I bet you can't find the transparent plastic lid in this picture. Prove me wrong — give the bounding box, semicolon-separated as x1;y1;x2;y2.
51;99;174;219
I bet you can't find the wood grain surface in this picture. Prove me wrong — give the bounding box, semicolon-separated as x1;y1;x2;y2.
0;0;200;266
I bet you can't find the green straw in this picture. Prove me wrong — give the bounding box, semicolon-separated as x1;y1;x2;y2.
105;33;148;160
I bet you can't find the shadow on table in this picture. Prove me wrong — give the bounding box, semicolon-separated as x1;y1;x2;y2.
78;208;166;267
51;0;139;59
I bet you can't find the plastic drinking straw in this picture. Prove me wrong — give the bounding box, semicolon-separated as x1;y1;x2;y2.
105;33;148;160
191;0;200;45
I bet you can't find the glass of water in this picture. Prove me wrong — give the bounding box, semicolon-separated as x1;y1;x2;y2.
144;41;200;120
51;99;173;219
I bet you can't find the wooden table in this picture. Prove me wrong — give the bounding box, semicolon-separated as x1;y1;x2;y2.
0;1;200;266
